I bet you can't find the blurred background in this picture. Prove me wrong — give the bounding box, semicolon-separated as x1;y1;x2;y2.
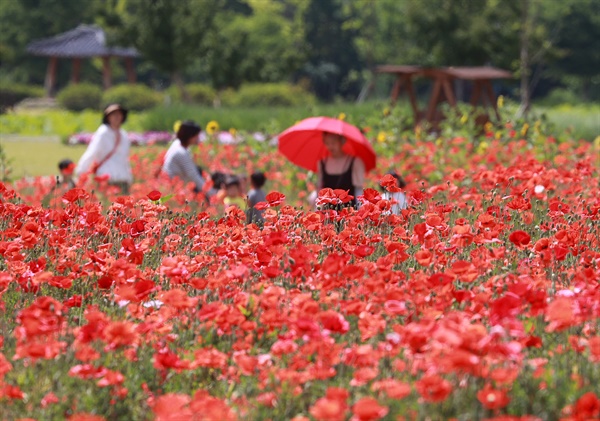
0;0;598;179
1;0;598;105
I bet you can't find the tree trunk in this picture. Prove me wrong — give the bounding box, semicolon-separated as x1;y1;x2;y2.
582;78;590;102
173;71;189;102
519;0;530;116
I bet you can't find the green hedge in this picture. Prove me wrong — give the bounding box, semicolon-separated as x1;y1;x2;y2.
166;83;216;106
0;84;45;113
220;83;317;107
56;83;103;112
102;84;162;111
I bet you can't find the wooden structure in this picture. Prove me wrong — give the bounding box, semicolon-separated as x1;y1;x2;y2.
27;25;140;96
373;65;512;126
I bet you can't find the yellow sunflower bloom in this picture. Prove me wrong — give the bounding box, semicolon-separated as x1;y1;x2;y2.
477;141;489;154
377;131;387;143
206;120;220;135
338;113;346;121
497;95;504;109
173;120;182;133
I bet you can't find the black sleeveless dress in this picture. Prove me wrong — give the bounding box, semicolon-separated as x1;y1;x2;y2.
320;157;356;208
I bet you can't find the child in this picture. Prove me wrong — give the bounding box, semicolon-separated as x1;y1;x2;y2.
58;159;76;189
223;175;246;209
246;171;266;224
210;171;228;204
380;172;407;214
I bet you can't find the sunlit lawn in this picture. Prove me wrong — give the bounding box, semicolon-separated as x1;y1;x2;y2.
1;139;86;179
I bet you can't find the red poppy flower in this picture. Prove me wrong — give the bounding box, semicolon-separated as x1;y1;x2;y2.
62;188;89;203
152;393;192;421
509;230;531;247
362;188;382;204
351;397;388;421
573;392;600;418
477;384;511;409
379;174;402;192
147;190;162;201
415;374;453;403
371;379;411;400
266;191;285;206
415;250;433;266
310;397;347;421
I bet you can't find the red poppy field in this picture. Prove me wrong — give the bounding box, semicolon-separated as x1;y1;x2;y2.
1;128;599;420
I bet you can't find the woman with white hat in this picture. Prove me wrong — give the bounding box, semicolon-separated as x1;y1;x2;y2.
75;103;133;193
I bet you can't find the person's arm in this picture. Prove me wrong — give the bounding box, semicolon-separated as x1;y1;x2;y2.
316;160;323;190
352;158;366;198
75;126;106;176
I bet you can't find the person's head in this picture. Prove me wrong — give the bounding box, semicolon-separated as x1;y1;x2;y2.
58;159;75;176
211;171;227;190
177;120;202;148
323;132;346;158
225;176;242;197
102;104;128;128
250;171;266;189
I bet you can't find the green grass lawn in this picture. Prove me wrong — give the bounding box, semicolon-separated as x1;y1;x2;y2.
1;101;597;180
1;139;87;179
538;104;600;141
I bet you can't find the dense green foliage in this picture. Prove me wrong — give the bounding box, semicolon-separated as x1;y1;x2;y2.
220;83;317;107
102;84;162;111
56;83;103;111
0;83;44;112
181;83;217;106
1;0;598;102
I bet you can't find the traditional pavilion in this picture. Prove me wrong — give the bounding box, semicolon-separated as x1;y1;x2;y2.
27;25;140;96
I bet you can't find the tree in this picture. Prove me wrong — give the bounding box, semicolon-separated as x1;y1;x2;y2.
552;0;600;100
0;0;96;85
205;0;307;90
301;0;363;101
122;0;221;98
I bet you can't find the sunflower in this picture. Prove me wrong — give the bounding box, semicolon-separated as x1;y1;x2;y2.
206;120;220;135
173;120;182;133
497;95;504;108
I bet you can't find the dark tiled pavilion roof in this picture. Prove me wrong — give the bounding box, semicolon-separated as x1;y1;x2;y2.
27;24;139;58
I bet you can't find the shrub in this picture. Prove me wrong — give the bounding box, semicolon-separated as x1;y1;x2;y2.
538;88;581;107
220;83;317;107
186;83;217;106
0;84;45;113
102;84;162;111
165;83;216;106
56;83;102;112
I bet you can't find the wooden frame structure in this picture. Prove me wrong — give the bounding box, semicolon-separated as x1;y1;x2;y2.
27;25;140;96
373;65;512;126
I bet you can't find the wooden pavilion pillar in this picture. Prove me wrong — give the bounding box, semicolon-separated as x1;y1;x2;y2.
425;72;456;123
102;56;112;89
390;74;420;123
44;56;58;97
470;80;501;120
71;58;81;84
124;57;136;84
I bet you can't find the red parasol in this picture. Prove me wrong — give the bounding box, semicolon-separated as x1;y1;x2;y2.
278;116;376;172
